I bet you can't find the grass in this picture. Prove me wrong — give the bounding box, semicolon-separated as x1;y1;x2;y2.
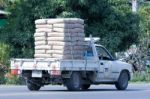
130;67;150;83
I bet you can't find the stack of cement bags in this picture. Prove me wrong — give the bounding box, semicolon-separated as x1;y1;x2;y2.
34;18;85;59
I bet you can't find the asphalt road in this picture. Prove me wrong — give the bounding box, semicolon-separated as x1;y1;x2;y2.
0;84;150;99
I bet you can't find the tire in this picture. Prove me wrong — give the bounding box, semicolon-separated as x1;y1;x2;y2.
26;78;42;91
81;84;90;90
65;72;81;91
115;71;129;90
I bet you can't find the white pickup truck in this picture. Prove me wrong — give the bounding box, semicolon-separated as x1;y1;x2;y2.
10;36;133;91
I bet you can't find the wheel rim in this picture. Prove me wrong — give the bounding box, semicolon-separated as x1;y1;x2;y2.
73;73;80;89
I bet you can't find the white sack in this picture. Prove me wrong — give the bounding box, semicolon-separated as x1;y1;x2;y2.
36;28;52;33
36;24;53;29
35;50;46;54
34;36;46;41
53;23;84;29
47;37;84;41
51;45;85;50
52;28;84;33
34;32;46;37
35;45;51;50
35;41;47;46
47;41;85;46
34;54;51;58
35;19;47;24
47;32;85;37
46;50;84;55
47;18;84;24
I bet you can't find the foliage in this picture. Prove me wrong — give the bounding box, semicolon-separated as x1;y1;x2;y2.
65;0;140;53
0;42;10;84
0;0;140;58
139;4;150;40
5;74;26;85
0;42;10;66
131;67;150;82
0;0;64;58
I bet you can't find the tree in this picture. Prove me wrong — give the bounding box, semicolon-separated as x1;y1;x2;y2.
0;0;66;58
0;0;140;59
65;0;140;53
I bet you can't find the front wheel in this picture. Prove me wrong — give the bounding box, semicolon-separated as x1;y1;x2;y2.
115;71;129;90
26;78;42;91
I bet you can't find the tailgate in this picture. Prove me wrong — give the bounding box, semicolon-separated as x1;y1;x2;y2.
10;58;60;71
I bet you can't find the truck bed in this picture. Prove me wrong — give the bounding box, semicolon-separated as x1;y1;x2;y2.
11;58;99;71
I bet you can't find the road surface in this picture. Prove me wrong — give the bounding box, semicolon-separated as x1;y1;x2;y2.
0;84;150;99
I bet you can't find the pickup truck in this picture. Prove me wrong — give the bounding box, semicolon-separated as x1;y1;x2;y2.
10;35;133;91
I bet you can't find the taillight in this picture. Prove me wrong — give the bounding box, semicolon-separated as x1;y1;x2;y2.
49;65;61;76
11;69;19;75
50;70;61;76
11;64;20;75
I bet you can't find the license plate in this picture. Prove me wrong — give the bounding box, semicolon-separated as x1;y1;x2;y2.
32;70;42;77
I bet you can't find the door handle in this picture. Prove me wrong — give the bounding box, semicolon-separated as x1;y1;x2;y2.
100;63;104;65
104;68;109;72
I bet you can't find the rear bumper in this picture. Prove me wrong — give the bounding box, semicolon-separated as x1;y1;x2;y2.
21;70;61;78
21;70;63;84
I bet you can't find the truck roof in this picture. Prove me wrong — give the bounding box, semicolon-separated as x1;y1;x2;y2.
85;37;100;42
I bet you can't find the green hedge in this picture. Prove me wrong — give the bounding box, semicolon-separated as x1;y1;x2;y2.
0;19;7;27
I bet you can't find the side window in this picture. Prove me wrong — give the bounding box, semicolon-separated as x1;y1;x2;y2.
96;46;111;60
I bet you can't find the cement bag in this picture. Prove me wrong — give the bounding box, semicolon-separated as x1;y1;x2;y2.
53;23;84;29
35;41;47;46
51;45;71;50
46;50;71;54
34;32;46;37
47;41;85;46
36;24;53;29
46;50;84;55
47;32;85;37
35;50;46;54
34;36;46;41
34;54;51;58
35;19;47;24
73;46;86;50
52;54;83;59
35;45;51;50
36;28;52;33
47;41;72;46
52;54;72;59
51;45;84;50
72;41;85;46
53;28;84;33
47;32;71;37
47;18;84;24
47;37;84;41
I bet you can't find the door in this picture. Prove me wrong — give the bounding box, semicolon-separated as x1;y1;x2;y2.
96;46;114;81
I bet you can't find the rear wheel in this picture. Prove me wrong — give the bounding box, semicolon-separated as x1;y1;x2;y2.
115;71;129;90
81;84;91;90
65;72;81;91
26;78;42;91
